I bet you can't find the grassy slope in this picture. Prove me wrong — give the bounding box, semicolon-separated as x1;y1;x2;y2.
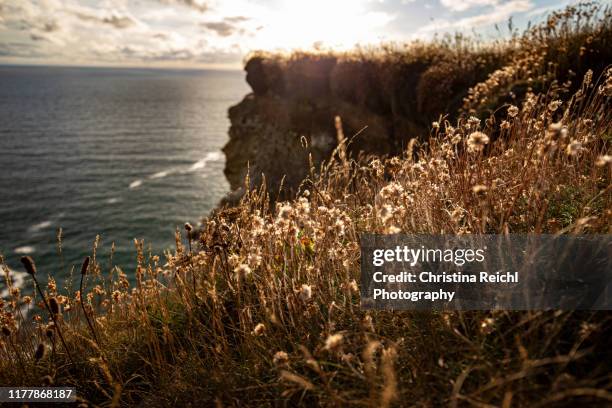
1;3;611;407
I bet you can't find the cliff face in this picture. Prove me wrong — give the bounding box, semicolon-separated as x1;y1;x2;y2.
223;53;468;198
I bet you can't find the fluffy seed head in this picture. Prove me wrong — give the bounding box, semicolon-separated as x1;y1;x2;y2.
273;351;289;366
324;333;344;351
234;264;252;280
467;131;490;153
595;155;611;167
507;105;519;117
252;323;266;336
299;284;312;302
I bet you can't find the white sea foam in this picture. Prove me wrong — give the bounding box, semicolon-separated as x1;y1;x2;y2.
129;179;143;189
188;152;223;172
29;220;52;232
150;170;172;179
134;152;223;189
0;266;28;299
14;246;35;255
106;197;121;204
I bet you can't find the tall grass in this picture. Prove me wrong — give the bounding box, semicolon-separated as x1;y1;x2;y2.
0;3;611;406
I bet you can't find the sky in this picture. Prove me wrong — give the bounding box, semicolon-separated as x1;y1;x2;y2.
0;0;593;69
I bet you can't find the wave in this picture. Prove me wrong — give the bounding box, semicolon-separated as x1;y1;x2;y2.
129;152;223;190
106;197;121;204
150;170;173;179
129;179;143;189
28;220;52;232
187;152;223;172
14;246;35;255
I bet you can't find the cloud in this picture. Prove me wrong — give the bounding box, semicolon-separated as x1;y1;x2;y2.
0;41;45;58
224;16;250;23
440;0;499;12
157;0;209;13
419;0;533;32
73;11;137;29
201;21;235;36
201;16;249;37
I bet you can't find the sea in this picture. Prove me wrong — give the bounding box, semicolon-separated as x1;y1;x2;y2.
0;65;248;291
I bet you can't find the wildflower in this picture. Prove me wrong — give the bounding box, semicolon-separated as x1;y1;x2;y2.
247;253;262;267
467;116;481;127
379;204;394;224
22;295;32;305
566;140;582;156
234;264;251;281
450;207;464;222
467;131;489;153
451;134;462;144
370;159;384;177
385;225;401;234
472;185;488;196
378;182;404;200
432;121;440;129
324;333;343;351
277;204;293;220
333;219;346;236
299;284;312;302
341;353;355;363
500;120;511;130
480;317;495;334
595;155;612;167
252;323;266;336
507;105;519;117
548;100;562;112
184;222;193;232
47;278;57;293
273;351;289;366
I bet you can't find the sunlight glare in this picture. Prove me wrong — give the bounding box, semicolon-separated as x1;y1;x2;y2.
255;0;392;51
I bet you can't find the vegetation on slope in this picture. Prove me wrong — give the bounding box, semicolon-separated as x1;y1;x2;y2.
225;2;611;198
1;3;611;407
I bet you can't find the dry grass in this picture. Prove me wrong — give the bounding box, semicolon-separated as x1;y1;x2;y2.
1;3;611;407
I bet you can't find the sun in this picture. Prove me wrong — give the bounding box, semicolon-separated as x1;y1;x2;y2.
254;0;393;51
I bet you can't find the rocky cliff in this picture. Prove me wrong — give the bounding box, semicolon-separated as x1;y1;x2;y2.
222;50;504;200
223;22;611;200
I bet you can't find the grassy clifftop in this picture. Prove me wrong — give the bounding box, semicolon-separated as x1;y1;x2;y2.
1;3;611;407
224;3;611;199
